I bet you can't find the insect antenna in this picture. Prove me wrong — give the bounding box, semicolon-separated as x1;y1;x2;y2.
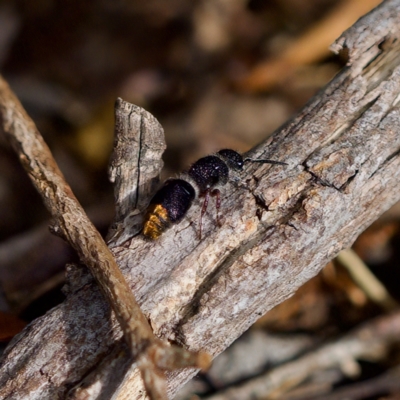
244;158;288;166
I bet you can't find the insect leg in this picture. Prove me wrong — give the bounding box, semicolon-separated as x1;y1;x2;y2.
199;189;210;239
211;188;221;226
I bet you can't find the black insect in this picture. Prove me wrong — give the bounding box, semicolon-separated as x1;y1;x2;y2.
142;149;286;240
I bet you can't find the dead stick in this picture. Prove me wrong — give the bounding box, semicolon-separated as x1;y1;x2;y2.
0;75;209;400
1;1;400;398
206;311;400;400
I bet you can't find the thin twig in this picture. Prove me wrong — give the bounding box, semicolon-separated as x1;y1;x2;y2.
0;75;210;400
302;364;400;400
1;1;400;398
336;248;399;311
205;311;400;400
237;0;381;92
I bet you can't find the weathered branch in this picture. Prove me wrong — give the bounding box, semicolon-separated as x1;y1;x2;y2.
0;81;209;399
1;0;400;398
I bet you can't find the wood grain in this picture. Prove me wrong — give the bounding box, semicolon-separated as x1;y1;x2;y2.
1;0;400;398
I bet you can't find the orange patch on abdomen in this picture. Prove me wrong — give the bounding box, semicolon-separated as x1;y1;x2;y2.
142;204;170;240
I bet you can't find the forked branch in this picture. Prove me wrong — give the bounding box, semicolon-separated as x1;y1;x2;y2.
0;79;210;399
1;0;400;399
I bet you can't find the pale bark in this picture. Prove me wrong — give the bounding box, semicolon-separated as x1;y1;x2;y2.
1;0;400;398
0;85;208;400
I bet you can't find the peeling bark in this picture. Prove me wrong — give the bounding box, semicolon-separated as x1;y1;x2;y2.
1;0;400;399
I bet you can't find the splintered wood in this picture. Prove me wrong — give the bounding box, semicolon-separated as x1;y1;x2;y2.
0;84;210;400
1;0;400;399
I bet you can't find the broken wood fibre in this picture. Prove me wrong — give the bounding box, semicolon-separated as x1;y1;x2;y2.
1;1;400;398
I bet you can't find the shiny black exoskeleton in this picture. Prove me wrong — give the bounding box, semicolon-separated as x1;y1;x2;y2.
188;155;229;193
142;149;286;239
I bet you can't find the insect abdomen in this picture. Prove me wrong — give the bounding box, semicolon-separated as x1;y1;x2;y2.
142;179;196;239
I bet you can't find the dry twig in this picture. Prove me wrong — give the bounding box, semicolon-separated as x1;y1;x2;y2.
0;78;210;399
1;0;400;398
238;0;382;92
205;311;400;400
336;249;398;311
303;364;400;400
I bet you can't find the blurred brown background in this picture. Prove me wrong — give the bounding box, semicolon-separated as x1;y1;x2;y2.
3;0;400;399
